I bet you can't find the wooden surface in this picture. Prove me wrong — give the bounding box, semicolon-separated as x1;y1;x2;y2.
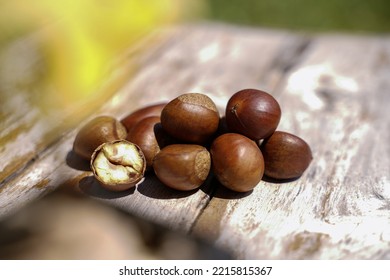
1;23;389;259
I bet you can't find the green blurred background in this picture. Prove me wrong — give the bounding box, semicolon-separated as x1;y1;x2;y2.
1;0;389;46
205;0;390;33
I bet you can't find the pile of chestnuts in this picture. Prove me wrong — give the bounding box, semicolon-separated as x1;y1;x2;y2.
72;89;313;193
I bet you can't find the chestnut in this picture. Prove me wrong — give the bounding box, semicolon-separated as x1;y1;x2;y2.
73;116;127;160
126;116;167;169
225;89;281;140
90;140;146;191
121;102;167;132
260;131;312;180
210;133;264;192
153;144;211;191
160;93;219;144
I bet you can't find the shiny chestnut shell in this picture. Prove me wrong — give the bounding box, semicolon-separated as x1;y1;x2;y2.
73;116;127;160
225;89;281;140
153;144;211;191
121;102;167;132
126;116;161;169
126;116;176;169
210;133;264;192
260;131;313;179
160;93;219;144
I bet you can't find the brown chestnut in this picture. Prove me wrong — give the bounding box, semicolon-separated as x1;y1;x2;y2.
260;131;312;179
121;102;167;132
73;116;127;160
90;140;146;191
160;93;219;144
225;89;281;140
126;116;162;169
210;133;264;192
153;144;211;191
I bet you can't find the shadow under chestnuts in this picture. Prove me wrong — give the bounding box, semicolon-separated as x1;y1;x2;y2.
71;89;312;194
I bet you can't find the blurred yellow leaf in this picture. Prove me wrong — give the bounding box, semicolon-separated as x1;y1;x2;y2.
1;0;205;109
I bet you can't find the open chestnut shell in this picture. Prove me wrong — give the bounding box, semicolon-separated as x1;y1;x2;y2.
90;140;146;191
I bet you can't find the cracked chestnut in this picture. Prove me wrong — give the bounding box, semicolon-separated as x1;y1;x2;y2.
90;140;146;191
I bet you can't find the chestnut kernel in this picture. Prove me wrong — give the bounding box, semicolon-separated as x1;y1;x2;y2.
260;131;313;179
225;89;281;140
121;102;167;132
73;116;127;160
161;93;219;144
90;140;146;191
126;116;162;169
210;133;264;192
153;144;211;191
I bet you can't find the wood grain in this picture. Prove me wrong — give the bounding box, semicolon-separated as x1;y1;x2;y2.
192;32;390;259
1;23;389;259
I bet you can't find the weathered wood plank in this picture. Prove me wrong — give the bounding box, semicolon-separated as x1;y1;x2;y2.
192;34;390;259
0;24;308;233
